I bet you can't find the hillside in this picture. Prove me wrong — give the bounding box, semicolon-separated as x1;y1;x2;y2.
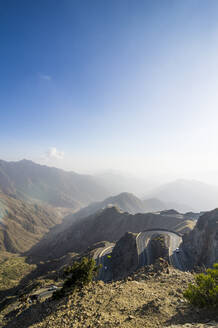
148;179;218;212
0;192;62;253
1;262;217;328
29;206;195;261
182;209;218;268
0;159;108;209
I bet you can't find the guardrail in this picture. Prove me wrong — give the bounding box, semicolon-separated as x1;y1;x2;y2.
141;228;182;237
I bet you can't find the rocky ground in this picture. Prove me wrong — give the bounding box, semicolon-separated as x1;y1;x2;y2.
1;260;217;328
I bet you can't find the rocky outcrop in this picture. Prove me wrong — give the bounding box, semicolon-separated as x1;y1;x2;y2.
147;234;170;264
111;232;138;280
182;209;218;268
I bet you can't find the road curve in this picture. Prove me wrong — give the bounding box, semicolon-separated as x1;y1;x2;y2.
95;230;186;282
136;230;184;270
95;245;114;281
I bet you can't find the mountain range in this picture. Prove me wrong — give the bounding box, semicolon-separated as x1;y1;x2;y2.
64;192;168;225
29;205;195;261
148;179;218;211
0;159;108;209
0;158;216;259
1;159;218;212
0;159;217;328
0;192;62;253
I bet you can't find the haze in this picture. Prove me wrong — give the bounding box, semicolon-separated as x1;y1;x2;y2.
1;1;218;186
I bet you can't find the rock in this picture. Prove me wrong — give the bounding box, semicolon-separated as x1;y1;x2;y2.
111;232;138;280
181;209;218;268
127;315;134;320
149;234;170;264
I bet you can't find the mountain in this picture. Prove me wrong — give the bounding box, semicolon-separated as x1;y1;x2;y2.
30;192;188;257
29;206;195;261
182;208;218;268
0;191;62;253
66;193;150;224
147;179;218;212
0;159;109;209
63;192;185;227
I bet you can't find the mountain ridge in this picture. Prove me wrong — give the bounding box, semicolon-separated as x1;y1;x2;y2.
28;205;195;261
0;191;63;253
0;159;109;209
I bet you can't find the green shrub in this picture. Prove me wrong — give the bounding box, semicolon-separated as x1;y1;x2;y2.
63;257;100;289
183;263;218;308
53;257;100;299
52;288;65;300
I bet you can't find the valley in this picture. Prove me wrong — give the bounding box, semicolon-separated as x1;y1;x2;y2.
2;1;218;326
0;160;217;328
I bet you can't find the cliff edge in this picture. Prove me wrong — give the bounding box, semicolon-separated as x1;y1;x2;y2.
182;208;218;268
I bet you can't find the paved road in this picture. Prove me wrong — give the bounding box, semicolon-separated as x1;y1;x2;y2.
37;289;57;299
136;230;184;270
95;245;114;281
31;287;61;301
95;230;187;282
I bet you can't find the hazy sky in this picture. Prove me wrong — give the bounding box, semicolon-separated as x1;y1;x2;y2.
1;0;218;184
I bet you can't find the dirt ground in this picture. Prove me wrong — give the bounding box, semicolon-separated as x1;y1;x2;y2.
1;263;217;328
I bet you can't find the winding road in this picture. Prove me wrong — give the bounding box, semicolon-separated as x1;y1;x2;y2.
136;230;184;270
95;229;187;281
95;245;114;281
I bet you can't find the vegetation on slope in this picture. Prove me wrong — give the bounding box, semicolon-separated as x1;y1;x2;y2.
53;257;100;299
184;263;218;308
0;253;36;290
1;263;217;328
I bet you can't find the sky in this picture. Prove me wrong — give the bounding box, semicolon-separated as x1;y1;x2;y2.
1;0;218;184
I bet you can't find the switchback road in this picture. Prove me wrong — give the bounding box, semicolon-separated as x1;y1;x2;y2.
95;230;187;282
136;230;184;270
95;244;114;281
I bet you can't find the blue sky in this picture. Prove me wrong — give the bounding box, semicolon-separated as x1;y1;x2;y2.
1;0;218;183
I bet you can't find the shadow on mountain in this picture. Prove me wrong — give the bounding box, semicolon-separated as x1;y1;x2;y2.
2;297;61;328
0;251;76;308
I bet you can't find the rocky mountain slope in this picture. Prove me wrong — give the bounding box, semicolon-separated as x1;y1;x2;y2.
182;209;218;268
111;232;138;280
29;206;195;261
0;192;62;253
1;261;217;328
0;159;108;209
